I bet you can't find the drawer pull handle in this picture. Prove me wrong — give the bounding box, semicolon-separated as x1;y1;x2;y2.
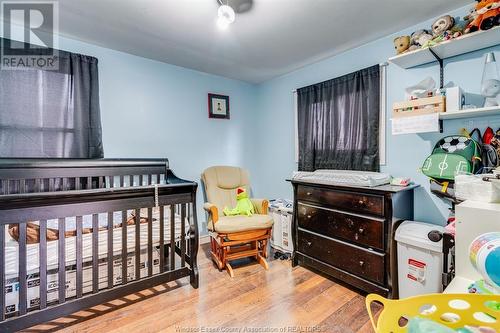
358;228;364;234
306;192;312;196
359;261;365;267
307;215;312;219
307;241;312;246
358;200;366;206
347;219;354;228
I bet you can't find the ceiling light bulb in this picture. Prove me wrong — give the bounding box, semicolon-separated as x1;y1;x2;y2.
217;4;235;29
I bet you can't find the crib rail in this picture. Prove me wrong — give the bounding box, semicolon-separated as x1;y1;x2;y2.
0;158;181;194
0;159;199;332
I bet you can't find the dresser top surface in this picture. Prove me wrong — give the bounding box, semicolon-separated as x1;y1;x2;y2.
289;179;420;194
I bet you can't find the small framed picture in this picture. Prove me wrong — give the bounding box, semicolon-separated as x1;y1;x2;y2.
208;93;230;119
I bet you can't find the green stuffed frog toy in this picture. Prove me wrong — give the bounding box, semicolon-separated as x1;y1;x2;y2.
223;187;255;217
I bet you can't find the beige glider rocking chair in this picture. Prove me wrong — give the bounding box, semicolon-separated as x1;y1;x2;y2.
202;166;274;277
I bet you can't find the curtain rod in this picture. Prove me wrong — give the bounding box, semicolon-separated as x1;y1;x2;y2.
292;62;389;93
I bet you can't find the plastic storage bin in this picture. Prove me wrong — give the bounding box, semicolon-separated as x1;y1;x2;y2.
269;199;293;254
366;293;500;333
395;221;446;298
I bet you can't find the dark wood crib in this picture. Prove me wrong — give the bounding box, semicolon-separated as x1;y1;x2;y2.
0;158;199;332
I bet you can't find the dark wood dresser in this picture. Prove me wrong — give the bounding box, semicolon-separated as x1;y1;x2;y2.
290;180;417;298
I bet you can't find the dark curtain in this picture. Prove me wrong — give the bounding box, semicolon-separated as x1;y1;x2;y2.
297;65;380;172
0;38;104;158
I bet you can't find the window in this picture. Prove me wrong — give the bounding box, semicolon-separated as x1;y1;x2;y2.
0;38;103;158
295;65;381;172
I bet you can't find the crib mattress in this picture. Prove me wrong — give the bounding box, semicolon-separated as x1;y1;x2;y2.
292;170;391;187
4;209;188;278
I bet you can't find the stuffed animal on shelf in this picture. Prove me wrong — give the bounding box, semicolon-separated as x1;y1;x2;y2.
432;15;455;37
223;187;255;216
409;29;433;51
481;78;500;107
394;35;411;54
443;17;469;40
464;0;500;34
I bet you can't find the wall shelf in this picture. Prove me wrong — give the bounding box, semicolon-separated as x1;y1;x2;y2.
389;26;500;69
439;106;500;120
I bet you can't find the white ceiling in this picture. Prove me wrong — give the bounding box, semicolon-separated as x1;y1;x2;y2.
56;0;470;83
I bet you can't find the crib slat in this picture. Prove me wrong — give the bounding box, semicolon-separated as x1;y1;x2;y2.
148;208;153;276
49;178;54;192
92;214;99;293
159;206;165;273
19;179;26;194
75;177;81;190
58;218;66;303
135;209;140;280
62;178;68;191
19;223;27;315
39;219;47;309
76;216;83;298
0;223;5;321
121;211;127;285
181;204;186;267
147;174;152;186
109;176;115;188
98;176;104;189
87;176;92;189
107;212;113;289
170;205;175;270
34;178;41;192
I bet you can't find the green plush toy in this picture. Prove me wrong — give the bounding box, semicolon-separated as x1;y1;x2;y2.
223;187;254;217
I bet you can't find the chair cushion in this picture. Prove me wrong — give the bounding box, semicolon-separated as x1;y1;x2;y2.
202;166;251;213
208;214;273;233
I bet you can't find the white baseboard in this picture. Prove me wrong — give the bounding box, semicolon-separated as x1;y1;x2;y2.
199;234;210;245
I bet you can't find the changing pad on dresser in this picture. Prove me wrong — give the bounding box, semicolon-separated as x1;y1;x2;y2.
292;170;391;187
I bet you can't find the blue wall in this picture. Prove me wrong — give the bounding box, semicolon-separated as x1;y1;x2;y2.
250;5;500;225
59;37;259;229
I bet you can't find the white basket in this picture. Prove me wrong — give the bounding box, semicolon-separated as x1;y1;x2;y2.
269;200;293;254
455;174;500;203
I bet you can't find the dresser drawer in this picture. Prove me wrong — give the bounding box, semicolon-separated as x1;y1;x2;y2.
297;185;384;216
297;203;384;250
297;230;385;285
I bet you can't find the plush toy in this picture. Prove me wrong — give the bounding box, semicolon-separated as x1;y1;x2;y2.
394;35;411;54
432;15;456;37
223;187;255;216
409;29;433;51
443;17;469;40
465;0;500;34
481;79;500;107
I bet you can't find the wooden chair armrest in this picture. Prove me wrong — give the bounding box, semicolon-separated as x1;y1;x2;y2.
203;202;219;223
250;199;269;215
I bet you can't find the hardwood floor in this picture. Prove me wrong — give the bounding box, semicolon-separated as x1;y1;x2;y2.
23;245;380;333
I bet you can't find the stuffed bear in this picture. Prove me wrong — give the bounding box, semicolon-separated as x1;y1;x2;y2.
481;78;500;107
223;187;255;216
409;29;433;51
393;35;410;54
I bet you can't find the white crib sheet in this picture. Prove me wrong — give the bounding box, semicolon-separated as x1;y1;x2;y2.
4;208;189;278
